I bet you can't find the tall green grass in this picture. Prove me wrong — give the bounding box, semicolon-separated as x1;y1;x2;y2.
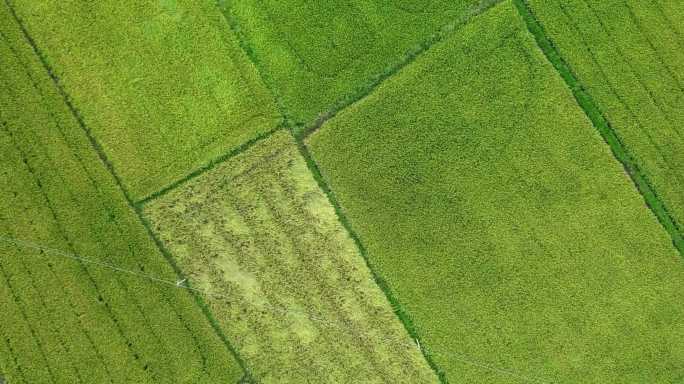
307;2;684;382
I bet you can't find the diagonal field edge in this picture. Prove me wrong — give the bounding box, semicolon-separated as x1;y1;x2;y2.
297;0;506;140
2;1;255;380
290;2;509;382
135;124;285;207
216;0;293;128
294;140;449;384
512;0;684;257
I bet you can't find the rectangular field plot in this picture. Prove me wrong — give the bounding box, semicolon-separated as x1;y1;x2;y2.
8;0;281;200
307;2;684;382
0;5;243;382
143;131;438;384
526;0;684;239
223;0;490;125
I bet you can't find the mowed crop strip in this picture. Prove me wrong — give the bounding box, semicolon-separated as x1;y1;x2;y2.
0;5;244;382
222;0;498;126
525;0;684;241
7;0;281;201
307;1;684;382
143;132;438;384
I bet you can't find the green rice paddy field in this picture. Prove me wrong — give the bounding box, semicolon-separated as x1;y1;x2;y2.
0;2;244;381
1;0;683;383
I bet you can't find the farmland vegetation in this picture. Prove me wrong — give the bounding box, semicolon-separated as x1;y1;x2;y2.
2;0;683;382
143;132;437;383
8;0;281;200
221;0;496;126
524;0;684;248
0;4;243;382
307;2;684;382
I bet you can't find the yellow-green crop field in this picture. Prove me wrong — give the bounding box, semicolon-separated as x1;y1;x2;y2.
143;131;437;383
1;0;683;383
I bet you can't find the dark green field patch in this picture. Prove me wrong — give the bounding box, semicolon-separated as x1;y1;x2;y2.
143;131;438;383
307;2;684;382
0;4;244;381
8;0;281;201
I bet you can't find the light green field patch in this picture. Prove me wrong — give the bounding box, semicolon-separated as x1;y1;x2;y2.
307;1;684;382
143;131;438;383
9;0;281;200
223;0;493;125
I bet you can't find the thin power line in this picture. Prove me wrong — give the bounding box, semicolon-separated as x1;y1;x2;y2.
0;233;555;383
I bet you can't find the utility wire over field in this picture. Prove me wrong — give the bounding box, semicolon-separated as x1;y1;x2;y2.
142;131;440;383
0;232;555;384
2;0;683;383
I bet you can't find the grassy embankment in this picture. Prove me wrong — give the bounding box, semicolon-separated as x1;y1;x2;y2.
221;0;500;127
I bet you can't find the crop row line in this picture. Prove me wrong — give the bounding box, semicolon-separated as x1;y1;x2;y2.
1;1;253;380
217;1;517;382
0;53;117;374
0;32;128;379
1;232;555;384
578;0;684;138
257;180;396;377
230;182;364;376
512;0;684;257
2;119;131;382
619;0;684;94
0;260;55;383
3;8;209;380
554;3;684;208
0;326;26;384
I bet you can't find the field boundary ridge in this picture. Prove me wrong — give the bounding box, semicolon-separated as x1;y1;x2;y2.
513;0;684;257
2;1;255;379
135;125;284;207
295;141;450;383
297;0;505;140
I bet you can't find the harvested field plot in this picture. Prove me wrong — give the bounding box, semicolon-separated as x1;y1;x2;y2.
8;0;281;200
307;2;684;382
143;132;437;384
0;5;243;382
526;0;684;240
222;0;490;125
